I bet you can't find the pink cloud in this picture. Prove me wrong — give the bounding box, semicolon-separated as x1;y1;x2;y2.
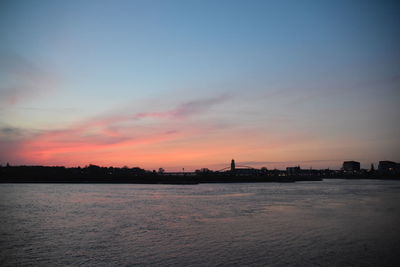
1;94;231;166
81;93;230;128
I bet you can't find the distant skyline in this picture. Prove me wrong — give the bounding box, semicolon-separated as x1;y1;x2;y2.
1;0;399;171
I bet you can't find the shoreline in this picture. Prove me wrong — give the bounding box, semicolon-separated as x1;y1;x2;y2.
1;176;399;185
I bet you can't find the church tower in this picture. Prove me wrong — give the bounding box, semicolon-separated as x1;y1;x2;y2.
231;159;236;172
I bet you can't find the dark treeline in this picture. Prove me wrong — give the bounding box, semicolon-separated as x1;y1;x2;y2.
1;163;399;184
0;164;302;184
0;164;192;184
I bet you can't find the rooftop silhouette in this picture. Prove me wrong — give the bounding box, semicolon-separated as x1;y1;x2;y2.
1;159;399;184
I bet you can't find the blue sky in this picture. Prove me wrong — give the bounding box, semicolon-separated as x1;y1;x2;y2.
0;0;399;169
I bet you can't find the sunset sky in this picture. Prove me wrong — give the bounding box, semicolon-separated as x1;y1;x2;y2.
1;0;399;171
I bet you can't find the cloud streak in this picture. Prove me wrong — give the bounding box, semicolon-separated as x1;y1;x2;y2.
0;53;59;106
0;94;231;166
82;93;230;128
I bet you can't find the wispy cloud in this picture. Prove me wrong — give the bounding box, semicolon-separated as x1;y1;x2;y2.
0;125;41;140
0;53;59;106
239;159;337;166
83;93;231;128
0;94;231;165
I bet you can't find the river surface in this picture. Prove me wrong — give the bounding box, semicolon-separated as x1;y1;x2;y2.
1;179;400;266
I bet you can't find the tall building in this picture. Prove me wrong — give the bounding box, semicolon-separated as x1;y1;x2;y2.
378;161;398;173
342;161;360;172
231;159;235;172
286;166;301;176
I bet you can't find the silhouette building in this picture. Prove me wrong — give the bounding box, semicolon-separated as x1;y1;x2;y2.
342;161;360;172
231;159;236;172
287;166;301;176
378;161;399;173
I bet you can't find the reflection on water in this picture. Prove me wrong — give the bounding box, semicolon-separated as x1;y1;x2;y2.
1;180;400;266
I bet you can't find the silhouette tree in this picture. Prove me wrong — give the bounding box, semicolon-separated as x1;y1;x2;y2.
261;167;268;174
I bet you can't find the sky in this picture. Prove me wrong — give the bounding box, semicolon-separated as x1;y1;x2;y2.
0;0;399;171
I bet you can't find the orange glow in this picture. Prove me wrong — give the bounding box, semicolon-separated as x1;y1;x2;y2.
7;115;344;171
1;95;362;171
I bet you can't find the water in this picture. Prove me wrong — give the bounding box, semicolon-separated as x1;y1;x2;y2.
1;180;400;266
